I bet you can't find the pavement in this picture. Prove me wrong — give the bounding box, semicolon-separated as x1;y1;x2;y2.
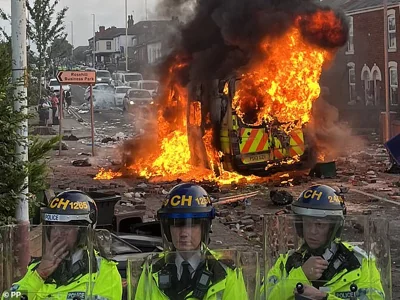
55;112;92;139
69;85;136;139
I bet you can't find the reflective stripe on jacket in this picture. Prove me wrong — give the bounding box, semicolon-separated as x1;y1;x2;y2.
134;250;248;300
2;256;122;300
262;242;385;300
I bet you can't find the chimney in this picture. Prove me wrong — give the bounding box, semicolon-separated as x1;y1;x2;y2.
128;15;134;28
99;26;105;33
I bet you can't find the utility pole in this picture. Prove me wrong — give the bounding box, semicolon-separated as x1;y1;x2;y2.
11;0;29;224
11;2;30;274
71;21;74;60
145;0;148;20
125;0;129;71
92;14;96;68
383;0;391;141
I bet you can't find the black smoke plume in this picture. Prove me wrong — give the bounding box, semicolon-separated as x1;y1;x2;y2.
157;0;348;87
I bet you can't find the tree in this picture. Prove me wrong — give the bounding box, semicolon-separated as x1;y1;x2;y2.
26;0;68;102
46;37;73;77
48;37;73;62
0;41;59;224
73;47;88;63
27;47;49;106
0;8;7;21
0;41;26;223
0;8;9;39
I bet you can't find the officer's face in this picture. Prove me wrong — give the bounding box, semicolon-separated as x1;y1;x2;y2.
302;217;331;249
50;224;79;250
170;224;202;251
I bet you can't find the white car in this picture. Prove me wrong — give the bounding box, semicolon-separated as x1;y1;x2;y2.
114;86;131;106
84;83;109;100
123;89;154;112
48;78;70;93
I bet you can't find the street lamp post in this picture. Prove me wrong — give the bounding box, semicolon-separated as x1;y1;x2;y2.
383;0;391;141
11;0;29;223
12;0;30;273
92;14;96;68
125;0;128;71
145;0;148;20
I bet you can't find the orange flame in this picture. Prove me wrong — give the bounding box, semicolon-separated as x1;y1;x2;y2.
94;168;122;180
233;27;329;129
95;10;343;183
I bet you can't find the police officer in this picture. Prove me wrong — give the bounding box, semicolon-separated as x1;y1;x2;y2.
135;183;248;300
263;184;385;300
6;190;122;300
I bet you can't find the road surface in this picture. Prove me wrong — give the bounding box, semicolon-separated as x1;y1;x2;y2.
70;85;135;138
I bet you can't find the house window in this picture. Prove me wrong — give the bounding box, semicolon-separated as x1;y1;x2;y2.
389;62;398;105
361;65;373;106
348;63;356;104
371;64;382;105
388;10;396;50
106;41;112;50
347;16;354;53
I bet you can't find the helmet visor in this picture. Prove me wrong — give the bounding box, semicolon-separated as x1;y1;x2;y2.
160;218;211;252
295;215;343;253
292;206;343;218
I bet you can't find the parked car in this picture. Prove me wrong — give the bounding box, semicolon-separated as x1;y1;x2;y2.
48;78;70;93
114;72;143;86
136;80;159;97
96;69;112;84
114;86;131;106
123;89;154;112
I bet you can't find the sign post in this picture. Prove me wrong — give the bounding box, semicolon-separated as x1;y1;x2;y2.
59;85;63;155
90;84;95;156
56;70;96;156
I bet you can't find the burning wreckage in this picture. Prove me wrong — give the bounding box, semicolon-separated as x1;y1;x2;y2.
96;2;349;184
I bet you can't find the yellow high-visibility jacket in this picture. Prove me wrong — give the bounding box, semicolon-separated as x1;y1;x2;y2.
262;242;385;300
2;255;122;300
134;250;248;300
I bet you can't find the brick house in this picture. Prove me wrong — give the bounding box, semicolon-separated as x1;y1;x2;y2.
321;0;400;131
128;18;180;78
87;26;125;66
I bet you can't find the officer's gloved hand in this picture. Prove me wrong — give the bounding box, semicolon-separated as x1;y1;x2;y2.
36;238;69;279
301;256;328;281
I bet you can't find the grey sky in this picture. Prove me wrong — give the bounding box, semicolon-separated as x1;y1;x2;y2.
0;0;160;47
